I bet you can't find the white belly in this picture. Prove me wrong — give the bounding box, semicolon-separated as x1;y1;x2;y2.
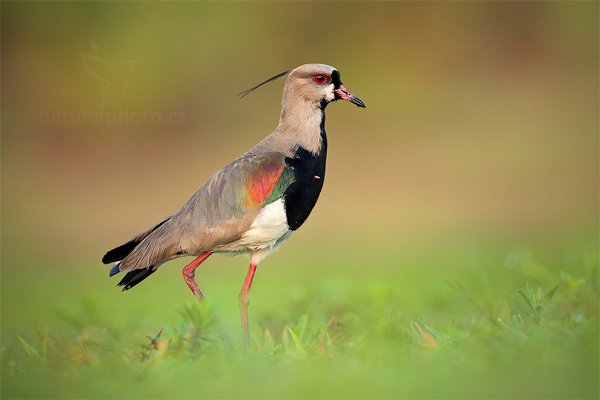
215;199;291;253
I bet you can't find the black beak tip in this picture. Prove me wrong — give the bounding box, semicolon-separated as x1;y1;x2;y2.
352;96;366;108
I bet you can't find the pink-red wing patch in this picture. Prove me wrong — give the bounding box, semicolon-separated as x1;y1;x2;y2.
245;161;284;208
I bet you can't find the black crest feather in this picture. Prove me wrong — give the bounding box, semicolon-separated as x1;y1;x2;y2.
238;69;291;99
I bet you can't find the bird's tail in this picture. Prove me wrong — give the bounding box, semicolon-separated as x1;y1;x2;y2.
102;217;171;290
102;217;170;264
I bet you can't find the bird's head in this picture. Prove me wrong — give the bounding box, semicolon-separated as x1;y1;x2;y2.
285;64;366;109
239;63;365;109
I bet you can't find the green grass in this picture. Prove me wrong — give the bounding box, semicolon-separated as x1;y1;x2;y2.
2;239;598;399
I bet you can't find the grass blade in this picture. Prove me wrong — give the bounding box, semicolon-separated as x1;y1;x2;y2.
286;326;306;353
545;284;559;301
17;336;45;362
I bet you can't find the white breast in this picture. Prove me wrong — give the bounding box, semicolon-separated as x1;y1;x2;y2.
215;199;291;253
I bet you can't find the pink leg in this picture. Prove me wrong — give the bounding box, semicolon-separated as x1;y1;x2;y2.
183;251;235;351
182;252;212;301
239;263;257;348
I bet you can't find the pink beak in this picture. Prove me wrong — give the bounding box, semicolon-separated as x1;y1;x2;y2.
334;85;366;108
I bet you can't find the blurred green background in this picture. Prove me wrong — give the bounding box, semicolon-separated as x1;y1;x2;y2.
1;1;598;398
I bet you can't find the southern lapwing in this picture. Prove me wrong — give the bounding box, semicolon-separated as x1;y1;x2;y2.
102;64;365;345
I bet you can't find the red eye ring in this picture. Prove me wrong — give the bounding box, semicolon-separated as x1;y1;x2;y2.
313;74;328;85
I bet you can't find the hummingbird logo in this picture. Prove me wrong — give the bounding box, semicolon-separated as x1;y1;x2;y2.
80;42;144;116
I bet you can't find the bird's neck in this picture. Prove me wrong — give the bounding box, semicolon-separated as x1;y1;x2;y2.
275;97;325;155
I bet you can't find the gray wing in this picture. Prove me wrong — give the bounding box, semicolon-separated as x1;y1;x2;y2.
117;151;289;272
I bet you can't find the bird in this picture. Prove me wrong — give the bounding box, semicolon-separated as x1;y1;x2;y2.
102;63;365;346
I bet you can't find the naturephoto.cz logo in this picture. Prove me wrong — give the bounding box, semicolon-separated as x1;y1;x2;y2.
39;110;186;127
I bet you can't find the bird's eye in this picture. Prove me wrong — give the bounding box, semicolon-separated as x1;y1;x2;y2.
313;75;328;85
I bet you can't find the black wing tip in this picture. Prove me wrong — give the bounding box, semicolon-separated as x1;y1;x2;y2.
102;254;113;264
115;267;157;292
102;218;170;264
102;246;129;264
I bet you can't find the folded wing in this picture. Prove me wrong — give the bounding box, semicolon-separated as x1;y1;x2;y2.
111;152;295;273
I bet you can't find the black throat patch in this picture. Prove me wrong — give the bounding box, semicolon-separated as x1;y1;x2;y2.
282;112;328;231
